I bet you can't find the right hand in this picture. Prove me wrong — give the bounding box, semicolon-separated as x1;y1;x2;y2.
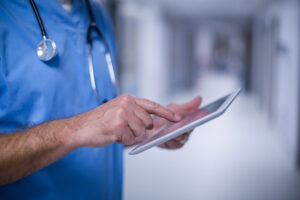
67;94;182;148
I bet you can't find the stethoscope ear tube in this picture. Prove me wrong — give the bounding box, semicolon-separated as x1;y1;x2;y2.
87;44;102;104
88;44;120;105
85;0;120;99
105;52;120;96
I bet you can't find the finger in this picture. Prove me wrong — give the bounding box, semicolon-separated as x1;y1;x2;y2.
118;126;136;146
134;133;147;144
174;133;189;142
169;96;202;113
116;100;148;138
152;115;168;130
161;140;183;149
127;114;146;138
135;98;181;122
120;100;153;131
117;104;146;138
177;134;190;145
133;105;154;129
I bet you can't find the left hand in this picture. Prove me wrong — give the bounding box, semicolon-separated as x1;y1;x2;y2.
137;96;202;149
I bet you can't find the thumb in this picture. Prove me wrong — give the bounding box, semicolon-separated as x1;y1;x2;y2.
182;96;202;110
169;96;202;113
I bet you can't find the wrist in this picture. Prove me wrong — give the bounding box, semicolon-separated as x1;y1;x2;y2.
58;118;82;150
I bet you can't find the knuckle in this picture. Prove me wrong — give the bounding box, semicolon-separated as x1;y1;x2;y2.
121;94;131;100
116;107;126;117
120;99;129;107
115;119;126;129
120;95;133;107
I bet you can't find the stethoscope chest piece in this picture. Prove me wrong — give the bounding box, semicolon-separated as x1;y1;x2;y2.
37;38;57;61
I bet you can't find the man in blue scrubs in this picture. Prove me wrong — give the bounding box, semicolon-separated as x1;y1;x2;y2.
0;0;201;199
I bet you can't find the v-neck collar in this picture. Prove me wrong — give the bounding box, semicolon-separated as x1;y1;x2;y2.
38;0;90;31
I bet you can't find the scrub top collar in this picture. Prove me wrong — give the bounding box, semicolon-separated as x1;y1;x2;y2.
29;0;111;46
29;0;91;32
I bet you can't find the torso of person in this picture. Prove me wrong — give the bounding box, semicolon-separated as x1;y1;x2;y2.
0;0;123;199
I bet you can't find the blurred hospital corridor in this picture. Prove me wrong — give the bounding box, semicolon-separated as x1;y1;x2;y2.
100;0;300;199
124;72;300;200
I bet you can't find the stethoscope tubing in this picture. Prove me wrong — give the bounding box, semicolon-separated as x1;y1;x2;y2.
29;0;47;38
30;0;120;103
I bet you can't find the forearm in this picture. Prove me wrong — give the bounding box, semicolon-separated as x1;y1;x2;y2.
0;94;181;186
0;119;76;186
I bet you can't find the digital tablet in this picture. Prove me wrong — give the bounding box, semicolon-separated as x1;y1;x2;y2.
129;89;241;155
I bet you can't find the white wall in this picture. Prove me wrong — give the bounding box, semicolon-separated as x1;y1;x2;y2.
252;0;300;165
135;4;171;102
118;2;171;103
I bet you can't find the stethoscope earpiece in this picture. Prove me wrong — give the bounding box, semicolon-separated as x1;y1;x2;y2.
37;38;57;61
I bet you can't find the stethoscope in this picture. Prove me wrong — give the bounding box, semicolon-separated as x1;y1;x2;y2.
29;0;119;104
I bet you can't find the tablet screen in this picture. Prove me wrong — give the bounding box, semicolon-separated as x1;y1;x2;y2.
135;95;230;147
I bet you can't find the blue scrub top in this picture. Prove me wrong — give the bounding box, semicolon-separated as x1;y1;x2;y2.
0;0;123;199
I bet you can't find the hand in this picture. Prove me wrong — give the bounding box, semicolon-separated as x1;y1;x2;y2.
67;94;182;148
139;96;202;150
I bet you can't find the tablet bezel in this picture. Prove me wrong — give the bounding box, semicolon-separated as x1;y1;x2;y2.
129;89;241;155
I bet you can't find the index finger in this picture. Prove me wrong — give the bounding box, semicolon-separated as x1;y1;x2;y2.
135;98;182;122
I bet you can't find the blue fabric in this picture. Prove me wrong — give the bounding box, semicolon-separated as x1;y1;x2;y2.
0;0;123;199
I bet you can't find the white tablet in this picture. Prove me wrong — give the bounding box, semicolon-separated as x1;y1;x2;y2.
129;89;241;155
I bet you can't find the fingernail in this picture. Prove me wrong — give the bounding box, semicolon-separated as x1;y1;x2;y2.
174;114;182;121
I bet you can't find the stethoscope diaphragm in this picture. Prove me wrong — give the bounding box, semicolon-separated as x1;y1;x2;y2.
37;38;57;61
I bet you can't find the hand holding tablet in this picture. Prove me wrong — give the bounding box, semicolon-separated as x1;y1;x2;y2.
150;96;202;150
129;89;241;155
